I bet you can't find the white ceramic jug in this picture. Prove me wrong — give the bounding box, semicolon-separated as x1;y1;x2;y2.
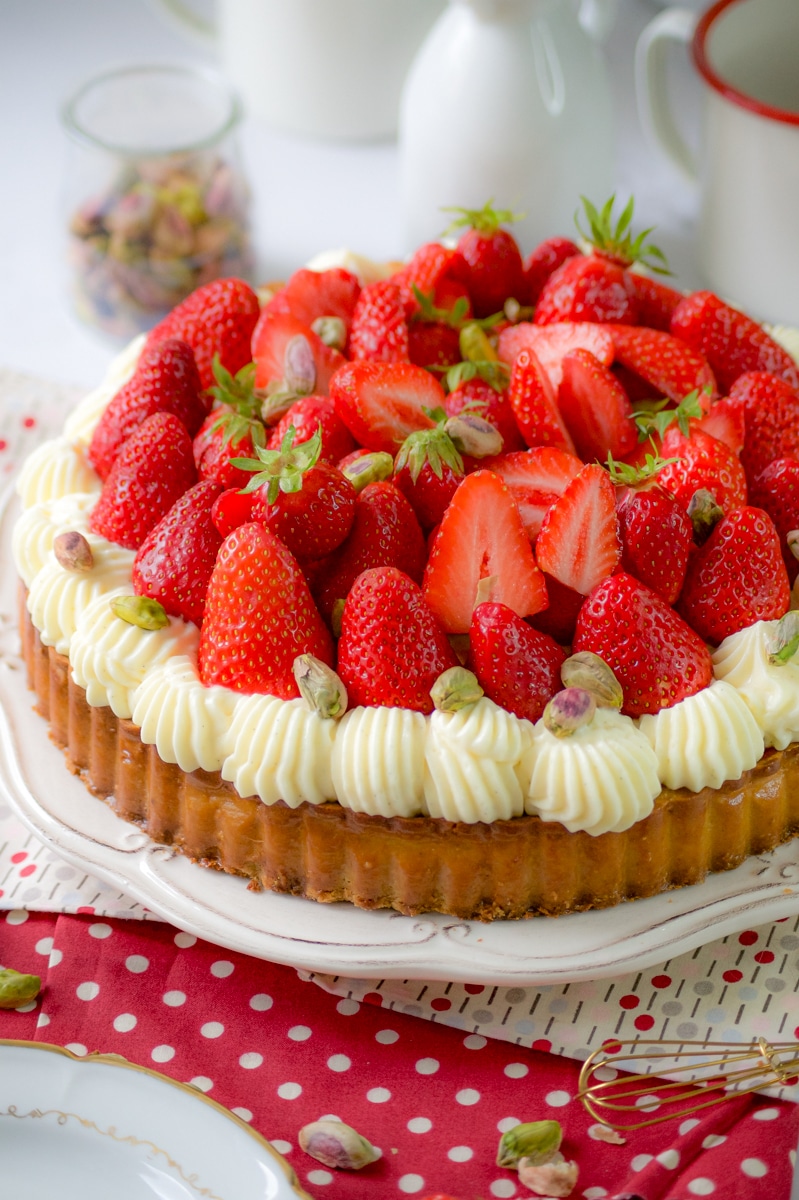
151;0;445;140
398;0;619;253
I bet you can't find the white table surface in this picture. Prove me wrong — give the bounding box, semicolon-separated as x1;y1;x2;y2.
0;0;701;393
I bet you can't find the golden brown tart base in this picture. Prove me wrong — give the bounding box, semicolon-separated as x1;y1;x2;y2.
19;597;799;920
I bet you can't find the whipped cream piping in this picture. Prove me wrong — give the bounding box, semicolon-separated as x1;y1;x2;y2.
713;620;799;750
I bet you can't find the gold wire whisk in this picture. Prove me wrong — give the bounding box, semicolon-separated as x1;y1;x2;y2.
576;1037;799;1130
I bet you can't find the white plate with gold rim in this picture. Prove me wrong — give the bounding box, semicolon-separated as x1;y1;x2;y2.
1;488;798;984
0;1040;310;1200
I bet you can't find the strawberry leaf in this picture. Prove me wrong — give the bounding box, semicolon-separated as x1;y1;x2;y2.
605;447;678;487
575;194;671;275
633;389;704;442
440;198;524;238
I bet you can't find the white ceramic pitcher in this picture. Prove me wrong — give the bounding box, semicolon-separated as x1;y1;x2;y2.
398;0;620;254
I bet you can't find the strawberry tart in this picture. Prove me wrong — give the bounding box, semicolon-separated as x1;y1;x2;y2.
13;199;799;920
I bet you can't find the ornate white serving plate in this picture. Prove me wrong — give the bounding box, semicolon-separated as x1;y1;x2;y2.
0;1040;309;1200
1;489;797;984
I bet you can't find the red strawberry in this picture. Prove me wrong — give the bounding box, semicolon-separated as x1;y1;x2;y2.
146;277;260;389
481;446;583;539
88;339;207;480
670;290;799;392
468;601;566;722
89;412;197;550
347;280;410;362
241;425;356;560
444;376;525;453
607;324;717;403
132;479;223;626
423;470;548;633
262;267;361;333
198;522;333;697
624;271;683;331
749;458;799;583
573;571;714;716
444;201;525;317
407;320;462;372
498;321;615;391
616;483;693;604
329;360;443;455
193;407;265;490
507;348;575;453
394;241;471;319
312;481;427;621
678;506;790;644
337;566;458;712
528;572;585;645
211;486;255;538
534;253;638;325
658;426;748;512
727;371;799;485
558;349;638;461
265;394;356;463
535;464;621;595
394;426;465;530
252;312;346;413
523;237;581;306
695;396;745;455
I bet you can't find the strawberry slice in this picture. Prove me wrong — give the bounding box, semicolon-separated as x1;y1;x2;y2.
658;426;748;513
337;566;458;713
198;522;333;697
695;396;745;455
132;479;223;627
482;446;583;539
468;601;566;722
252;312;346;411
423;470;547;633
670;290;799;392
89;412;197;551
262;267;361;332
558;349;638;461
498;321;614;390
728;371;799;485
573;571;713;716
329;360;442;455
535;464;621;596
347;280;410;363
678;506;790;644
507;348;575;452
606;324;717;403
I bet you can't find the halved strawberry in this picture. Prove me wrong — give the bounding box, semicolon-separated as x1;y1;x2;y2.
347;280;410;362
252;312;346;414
658;426;748;512
468;601;566;722
507;348;575;453
535;463;621;595
497;321;615;391
132;479;223;626
678;506;790;644
694;396;745;455
558;349;637;461
329;360;442;455
607;324;717;404
670;290;799;392
481;446;583;539
573;571;713;716
728;371;799;485
198;522;333;697
262;267;361;333
423;470;547;633
147;277;260;389
337;566;458;712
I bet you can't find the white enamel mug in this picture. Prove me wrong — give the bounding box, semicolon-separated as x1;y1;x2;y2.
636;0;799;326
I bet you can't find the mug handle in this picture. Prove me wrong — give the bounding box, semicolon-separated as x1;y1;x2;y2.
635;7;699;183
148;0;216;45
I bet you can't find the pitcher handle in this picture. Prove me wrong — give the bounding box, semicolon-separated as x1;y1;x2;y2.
148;0;216;45
635;7;699;183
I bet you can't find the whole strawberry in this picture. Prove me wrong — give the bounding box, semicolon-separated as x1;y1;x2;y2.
193;359;266;490
468;601;566;722
615;482;694;604
523;236;580;305
749;457;799;582
670;290;799;392
728;371;799;486
89;411;197;550
445;374;525;454
394;425;465;530
657;426;747;513
132;479;223;626
146;277;261;389
266;395;356;463
337;566;458;712
198;522;333;697
88;338;207;480
678;506;790;644
443;201;525;317
347;280;410;362
572;571;713;716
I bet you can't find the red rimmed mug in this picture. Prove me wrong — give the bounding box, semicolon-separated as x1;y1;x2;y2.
636;0;799;326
